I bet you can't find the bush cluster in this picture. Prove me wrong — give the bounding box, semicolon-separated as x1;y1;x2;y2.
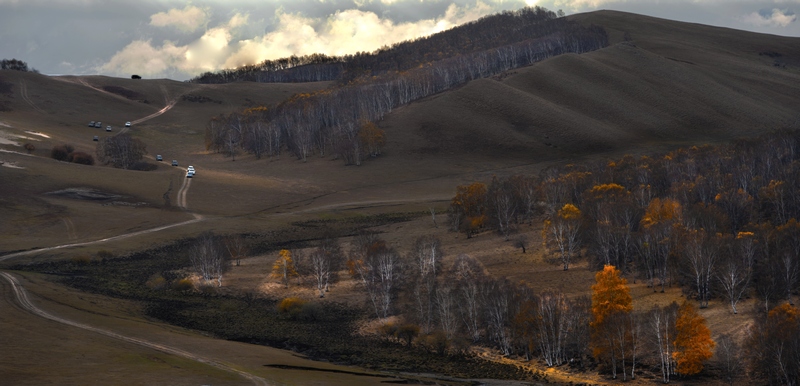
50;144;94;165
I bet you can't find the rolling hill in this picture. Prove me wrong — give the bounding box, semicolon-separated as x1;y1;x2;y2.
2;9;800;385
383;10;800;161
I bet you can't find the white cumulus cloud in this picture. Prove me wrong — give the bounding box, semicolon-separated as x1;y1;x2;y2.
150;5;209;32
100;3;496;78
742;8;796;27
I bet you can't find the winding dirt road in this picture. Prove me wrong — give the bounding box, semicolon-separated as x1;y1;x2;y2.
19;80;47;115
0;272;268;385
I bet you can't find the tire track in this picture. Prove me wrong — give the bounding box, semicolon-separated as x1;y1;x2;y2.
0;272;268;386
177;173;191;209
19;80;47;114
0;216;204;261
61;218;78;241
129;99;177;125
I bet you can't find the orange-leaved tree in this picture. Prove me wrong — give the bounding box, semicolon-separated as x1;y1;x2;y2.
272;249;298;288
449;182;487;238
590;265;633;379
673;302;715;376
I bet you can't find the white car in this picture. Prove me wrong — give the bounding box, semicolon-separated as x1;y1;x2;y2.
187;165;195;175
125;122;131;127
186;170;194;178
106;126;112;132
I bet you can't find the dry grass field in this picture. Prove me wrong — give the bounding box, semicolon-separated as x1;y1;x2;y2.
1;10;799;385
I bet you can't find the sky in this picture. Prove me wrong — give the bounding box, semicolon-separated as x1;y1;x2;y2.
0;0;797;80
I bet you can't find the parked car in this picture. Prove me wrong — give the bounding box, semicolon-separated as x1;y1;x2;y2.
125;121;131;127
156;155;163;161
106;126;112;132
93;136;99;141
89;121;95;127
172;160;178;166
186;170;194;178
94;122;102;128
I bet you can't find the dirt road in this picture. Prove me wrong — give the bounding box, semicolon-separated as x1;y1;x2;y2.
19;80;47;115
0;271;268;385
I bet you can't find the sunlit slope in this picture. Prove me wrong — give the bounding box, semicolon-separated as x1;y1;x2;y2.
382;11;800;161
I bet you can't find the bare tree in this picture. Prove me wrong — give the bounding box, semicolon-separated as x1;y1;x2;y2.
537;290;569;366
190;232;228;287
451;254;485;342
682;229;718;308
715;334;743;386
224;235;248;267
410;235;443;333
435;284;459;339
350;239;402;320
717;233;755;314
484;278;513;355
306;243;343;297
648;304;678;384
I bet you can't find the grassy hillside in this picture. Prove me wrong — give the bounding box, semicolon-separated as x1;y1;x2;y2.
382;11;800;162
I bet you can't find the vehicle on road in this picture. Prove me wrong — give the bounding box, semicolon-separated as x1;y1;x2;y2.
106;126;112;132
89;121;95;127
172;160;178;166
187;165;195;175
125;122;131;127
94;122;102;128
156;155;163;161
186;170;194;178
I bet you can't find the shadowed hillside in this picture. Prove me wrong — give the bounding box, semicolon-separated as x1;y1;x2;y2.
382;11;800;161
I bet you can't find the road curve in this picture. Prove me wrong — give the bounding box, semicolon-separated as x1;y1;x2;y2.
0;216;203;261
0;271;269;386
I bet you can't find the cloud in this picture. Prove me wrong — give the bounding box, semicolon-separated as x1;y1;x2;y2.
99;40;187;78
742;8;796;27
150;5;209;32
100;3;497;79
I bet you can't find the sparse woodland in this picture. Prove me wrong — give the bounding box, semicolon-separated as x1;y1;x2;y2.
228;128;799;382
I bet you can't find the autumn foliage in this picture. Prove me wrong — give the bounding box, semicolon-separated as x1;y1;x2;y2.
591;265;633;326
449;182;488;237
672;302;714;375
590;265;634;378
271;249;298;288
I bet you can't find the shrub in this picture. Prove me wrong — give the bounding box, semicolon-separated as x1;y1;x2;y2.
420;331;450;355
68;151;94;165
129;161;157;171
396;324;420;347
278;297;307;314
70;255;92;265
145;274;167;290
95;250;113;260
50;144;74;161
172;278;194;292
379;322;398;340
297;301;323;321
23;143;35;153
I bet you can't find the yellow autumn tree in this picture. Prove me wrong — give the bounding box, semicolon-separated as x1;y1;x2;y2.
449;182;487;238
272;249;298;288
359;121;386;157
673;302;715;375
590;265;633;379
